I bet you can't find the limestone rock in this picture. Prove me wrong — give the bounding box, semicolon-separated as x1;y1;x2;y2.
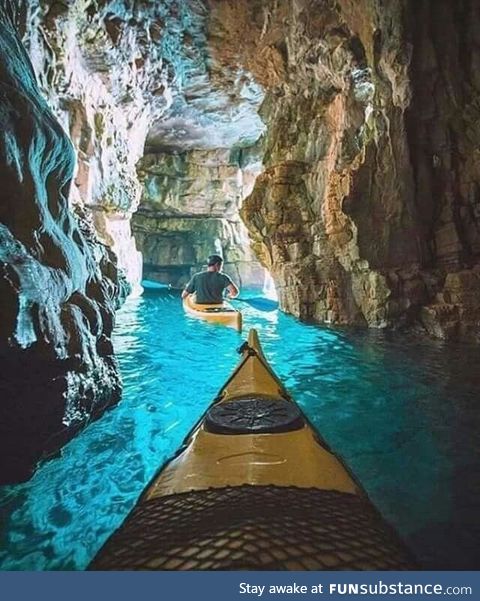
136;148;264;289
3;0;479;416
421;270;480;342
0;5;128;483
22;0;178;289
238;0;480;340
21;0;266;290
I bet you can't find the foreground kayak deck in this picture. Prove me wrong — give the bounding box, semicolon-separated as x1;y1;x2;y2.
90;330;416;570
183;294;242;332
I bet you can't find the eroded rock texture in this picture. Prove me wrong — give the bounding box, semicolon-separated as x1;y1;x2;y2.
13;0;480;347
23;0;265;291
22;0;172;291
135;148;264;288
0;4;127;483
2;0;480;482
236;0;480;341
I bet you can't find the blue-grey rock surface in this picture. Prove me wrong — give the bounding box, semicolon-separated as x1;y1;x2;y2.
0;2;128;483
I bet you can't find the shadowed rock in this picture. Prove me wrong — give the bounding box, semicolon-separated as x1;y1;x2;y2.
135;148;264;289
0;4;128;483
238;0;480;341
17;0;480;340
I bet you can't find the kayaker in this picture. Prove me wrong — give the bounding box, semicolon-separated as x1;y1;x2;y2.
181;254;239;304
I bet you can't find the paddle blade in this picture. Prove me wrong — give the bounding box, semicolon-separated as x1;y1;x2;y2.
142;280;181;299
142;279;170;290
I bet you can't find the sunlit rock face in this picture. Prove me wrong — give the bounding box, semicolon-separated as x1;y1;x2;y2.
135;147;264;288
237;0;480;341
131;1;266;289
0;4;128;483
22;0;174;291
23;0;265;292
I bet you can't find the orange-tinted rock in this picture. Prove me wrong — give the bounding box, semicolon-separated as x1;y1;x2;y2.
238;0;480;341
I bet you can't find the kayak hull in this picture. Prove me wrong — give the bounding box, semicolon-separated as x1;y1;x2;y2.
146;329;359;498
90;329;416;570
183;295;242;332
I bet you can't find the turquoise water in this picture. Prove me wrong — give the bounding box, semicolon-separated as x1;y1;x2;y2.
1;287;480;570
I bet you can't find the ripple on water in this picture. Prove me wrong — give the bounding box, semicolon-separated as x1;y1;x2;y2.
1;289;480;569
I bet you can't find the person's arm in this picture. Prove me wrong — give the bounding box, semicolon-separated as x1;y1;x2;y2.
182;275;196;299
224;274;239;299
225;282;239;298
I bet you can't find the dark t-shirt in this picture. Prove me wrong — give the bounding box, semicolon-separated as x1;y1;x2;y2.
185;271;233;304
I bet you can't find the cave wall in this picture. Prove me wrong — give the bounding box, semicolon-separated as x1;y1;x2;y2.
405;0;480;339
2;0;480;483
14;0;480;344
22;0;266;292
0;3;128;483
135;148;264;288
132;0;267;290
229;0;480;341
21;0;182;291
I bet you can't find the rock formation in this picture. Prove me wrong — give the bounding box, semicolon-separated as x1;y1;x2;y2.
2;0;480;481
235;0;480;341
135;147;264;288
0;2;129;483
21;0;265;292
12;0;480;345
22;0;174;292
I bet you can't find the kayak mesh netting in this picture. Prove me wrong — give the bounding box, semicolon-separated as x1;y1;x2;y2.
89;486;416;570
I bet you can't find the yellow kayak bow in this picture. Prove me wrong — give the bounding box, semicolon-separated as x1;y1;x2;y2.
90;329;416;570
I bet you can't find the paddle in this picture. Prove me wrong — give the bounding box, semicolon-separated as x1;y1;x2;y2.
142;280;278;311
234;297;279;311
142;280;171;290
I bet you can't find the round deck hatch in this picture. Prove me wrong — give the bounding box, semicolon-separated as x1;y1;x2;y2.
205;398;304;434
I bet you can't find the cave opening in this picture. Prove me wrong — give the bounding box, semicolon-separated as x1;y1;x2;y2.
132;143;270;296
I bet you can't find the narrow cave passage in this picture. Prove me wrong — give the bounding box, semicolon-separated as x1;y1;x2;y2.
2;0;480;575
132;147;267;293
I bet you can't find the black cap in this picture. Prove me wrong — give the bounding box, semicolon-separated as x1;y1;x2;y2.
207;254;223;266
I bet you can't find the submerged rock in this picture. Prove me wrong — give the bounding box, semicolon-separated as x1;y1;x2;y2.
0;5;128;483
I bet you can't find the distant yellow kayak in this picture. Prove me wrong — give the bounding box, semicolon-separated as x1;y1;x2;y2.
90;329;416;570
183;294;242;332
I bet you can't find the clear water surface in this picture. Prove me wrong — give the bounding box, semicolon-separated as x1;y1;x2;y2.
1;287;479;570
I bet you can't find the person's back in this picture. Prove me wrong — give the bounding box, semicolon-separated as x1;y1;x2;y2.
187;270;232;304
182;255;239;305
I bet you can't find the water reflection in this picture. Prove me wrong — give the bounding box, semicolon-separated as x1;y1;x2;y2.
0;288;479;569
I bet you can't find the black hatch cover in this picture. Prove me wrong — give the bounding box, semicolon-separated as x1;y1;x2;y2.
205;397;305;435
